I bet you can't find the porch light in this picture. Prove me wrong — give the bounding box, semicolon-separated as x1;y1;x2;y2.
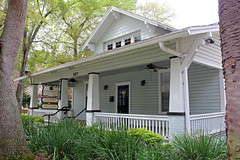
141;80;145;86
104;85;108;90
205;38;214;44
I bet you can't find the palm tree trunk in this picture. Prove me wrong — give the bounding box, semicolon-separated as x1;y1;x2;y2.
219;0;240;159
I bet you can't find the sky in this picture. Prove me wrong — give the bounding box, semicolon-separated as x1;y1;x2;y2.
138;0;219;29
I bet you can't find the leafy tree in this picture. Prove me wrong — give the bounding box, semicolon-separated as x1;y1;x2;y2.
135;1;175;25
15;0;57;111
44;0;137;60
0;0;28;158
219;0;240;159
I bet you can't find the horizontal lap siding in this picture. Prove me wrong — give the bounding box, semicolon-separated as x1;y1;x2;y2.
99;70;159;115
73;82;86;120
193;35;222;68
188;63;221;114
95;14;168;54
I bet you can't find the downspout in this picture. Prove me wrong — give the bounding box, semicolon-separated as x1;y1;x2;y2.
159;42;184;58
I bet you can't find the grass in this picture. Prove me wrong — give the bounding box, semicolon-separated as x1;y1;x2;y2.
21;115;227;160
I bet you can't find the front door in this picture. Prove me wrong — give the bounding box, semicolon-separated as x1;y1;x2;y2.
117;85;129;114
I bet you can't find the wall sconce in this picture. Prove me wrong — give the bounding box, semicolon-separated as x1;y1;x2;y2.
205;38;214;44
104;85;108;90
141;80;145;86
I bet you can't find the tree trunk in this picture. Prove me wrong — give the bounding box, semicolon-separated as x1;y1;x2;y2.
16;30;28;112
219;0;240;159
0;0;28;158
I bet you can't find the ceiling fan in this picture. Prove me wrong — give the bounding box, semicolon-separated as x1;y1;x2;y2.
139;63;168;72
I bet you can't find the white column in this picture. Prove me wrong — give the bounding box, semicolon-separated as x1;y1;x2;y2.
29;84;38;115
168;57;186;140
58;79;68;119
183;67;190;132
86;73;100;126
169;57;184;112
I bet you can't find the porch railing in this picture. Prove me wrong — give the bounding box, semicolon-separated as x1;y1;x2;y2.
190;112;225;134
94;112;169;138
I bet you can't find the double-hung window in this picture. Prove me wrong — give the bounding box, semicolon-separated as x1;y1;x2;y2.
159;72;170;113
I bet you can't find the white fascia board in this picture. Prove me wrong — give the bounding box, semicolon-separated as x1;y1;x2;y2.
14;29;189;82
82;7;176;51
82;7;114;51
187;23;219;35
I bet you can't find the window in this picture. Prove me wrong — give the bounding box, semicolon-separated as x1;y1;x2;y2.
105;31;141;51
160;72;170;112
107;44;113;50
116;41;121;48
125;38;131;45
134;35;141;42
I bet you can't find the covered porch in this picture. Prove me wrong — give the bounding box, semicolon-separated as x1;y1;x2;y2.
17;28;225;140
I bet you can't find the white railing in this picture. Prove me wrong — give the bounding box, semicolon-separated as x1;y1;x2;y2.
190;112;225;134
94;112;169;138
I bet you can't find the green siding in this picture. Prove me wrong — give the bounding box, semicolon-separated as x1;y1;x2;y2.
95;14;169;54
188;63;221;114
73;82;86;120
99;70;160;115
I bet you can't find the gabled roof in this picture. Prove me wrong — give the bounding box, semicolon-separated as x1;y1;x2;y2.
15;23;219;82
82;6;176;51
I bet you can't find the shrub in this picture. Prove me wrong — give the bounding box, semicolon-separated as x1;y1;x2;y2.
172;133;227;160
21;114;44;137
28;119;83;159
127;128;165;144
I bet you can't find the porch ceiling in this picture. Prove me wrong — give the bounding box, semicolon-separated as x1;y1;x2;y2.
31;44;173;84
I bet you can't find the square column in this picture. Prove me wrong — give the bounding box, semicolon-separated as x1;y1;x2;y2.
86;73;100;126
29;84;38;115
58;79;68;119
168;57;186;140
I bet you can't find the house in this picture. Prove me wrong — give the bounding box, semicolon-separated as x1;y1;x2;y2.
15;7;225;140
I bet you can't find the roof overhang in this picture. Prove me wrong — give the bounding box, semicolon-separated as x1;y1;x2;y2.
82;6;176;51
14;23;219;82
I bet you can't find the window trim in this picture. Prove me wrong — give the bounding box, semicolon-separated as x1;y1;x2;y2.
158;69;170;114
104;31;141;51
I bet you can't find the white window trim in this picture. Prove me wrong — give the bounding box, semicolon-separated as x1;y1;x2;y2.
104;31;141;51
115;81;131;114
158;69;170;114
83;81;88;109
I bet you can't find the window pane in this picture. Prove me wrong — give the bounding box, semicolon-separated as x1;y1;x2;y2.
162;92;169;112
107;44;113;50
125;38;131;45
116;41;121;48
161;72;170;112
134;35;141;42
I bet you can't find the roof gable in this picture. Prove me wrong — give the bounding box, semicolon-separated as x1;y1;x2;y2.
82;6;175;51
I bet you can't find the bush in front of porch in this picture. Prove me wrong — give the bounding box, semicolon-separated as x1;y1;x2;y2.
21;115;227;159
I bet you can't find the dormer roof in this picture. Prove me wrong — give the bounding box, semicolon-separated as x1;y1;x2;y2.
82;6;176;51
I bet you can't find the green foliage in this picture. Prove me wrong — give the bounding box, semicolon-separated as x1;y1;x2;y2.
136;1;175;25
21;114;44;137
127;127;165;144
22;92;30;107
22;119;227;159
172;133;227;160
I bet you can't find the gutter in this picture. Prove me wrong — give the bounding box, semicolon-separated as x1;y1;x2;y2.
14;30;189;82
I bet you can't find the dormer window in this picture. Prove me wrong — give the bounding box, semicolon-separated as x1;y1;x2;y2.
105;31;141;51
116;41;121;48
134;35;141;42
107;44;113;50
125;38;131;45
